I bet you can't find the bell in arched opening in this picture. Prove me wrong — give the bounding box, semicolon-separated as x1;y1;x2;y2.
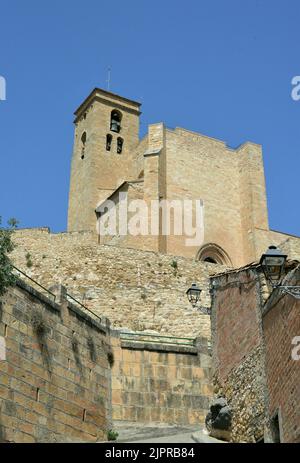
110;110;122;133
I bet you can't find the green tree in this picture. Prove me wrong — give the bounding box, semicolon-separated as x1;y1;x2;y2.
0;217;18;296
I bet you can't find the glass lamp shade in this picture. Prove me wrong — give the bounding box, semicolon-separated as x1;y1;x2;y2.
186;283;202;306
260;246;287;286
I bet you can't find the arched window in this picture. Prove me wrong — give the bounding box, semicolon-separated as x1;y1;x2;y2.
110;110;122;133
106;134;112;151
117;137;124;154
80;132;87;159
196;243;232;266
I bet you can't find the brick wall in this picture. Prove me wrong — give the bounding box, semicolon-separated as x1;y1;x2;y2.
262;267;300;443
210;267;265;442
0;280;110;443
111;334;213;426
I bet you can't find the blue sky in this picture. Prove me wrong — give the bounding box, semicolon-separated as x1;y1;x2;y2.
0;0;299;237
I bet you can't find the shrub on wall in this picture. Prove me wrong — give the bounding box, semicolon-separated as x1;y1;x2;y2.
0;217;18;296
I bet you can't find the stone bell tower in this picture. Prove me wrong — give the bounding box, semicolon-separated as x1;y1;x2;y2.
67;88;141;232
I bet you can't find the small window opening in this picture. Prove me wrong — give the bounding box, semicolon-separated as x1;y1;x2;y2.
110;110;122;133
106;134;112;151
81;132;87;159
82;409;86;422
36;388;40;401
117;137;124;154
204;257;218;264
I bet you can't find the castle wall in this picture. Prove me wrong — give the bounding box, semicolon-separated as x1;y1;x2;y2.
111;334;213;426
0;280;110;443
11;228;226;338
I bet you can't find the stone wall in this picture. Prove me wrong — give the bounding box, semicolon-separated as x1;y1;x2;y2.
251;228;300;263
0;280;110;443
11;228;226;338
280;236;300;261
0;277;216;442
111;334;213;426
262;267;300;443
210;267;265;442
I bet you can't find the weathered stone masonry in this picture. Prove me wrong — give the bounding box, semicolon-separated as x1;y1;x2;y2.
0;278;215;442
262;267;300;443
11;227;226;338
210;266;266;443
111;334;213;426
0;280;110;443
210;263;300;443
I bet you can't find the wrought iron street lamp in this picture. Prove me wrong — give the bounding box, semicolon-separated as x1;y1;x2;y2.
260;245;300;299
186;283;201;307
186;283;209;314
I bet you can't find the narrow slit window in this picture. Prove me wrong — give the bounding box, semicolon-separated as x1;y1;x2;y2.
106;134;112;151
81;132;87;159
117;137;124;154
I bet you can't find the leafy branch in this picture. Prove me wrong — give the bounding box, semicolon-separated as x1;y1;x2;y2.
0;217;19;296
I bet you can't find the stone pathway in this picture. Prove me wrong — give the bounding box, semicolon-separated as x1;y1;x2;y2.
115;422;199;443
127;432;195;443
116;423;225;444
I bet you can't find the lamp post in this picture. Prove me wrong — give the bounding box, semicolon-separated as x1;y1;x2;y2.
260;245;300;299
186;283;209;314
186;283;201;307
